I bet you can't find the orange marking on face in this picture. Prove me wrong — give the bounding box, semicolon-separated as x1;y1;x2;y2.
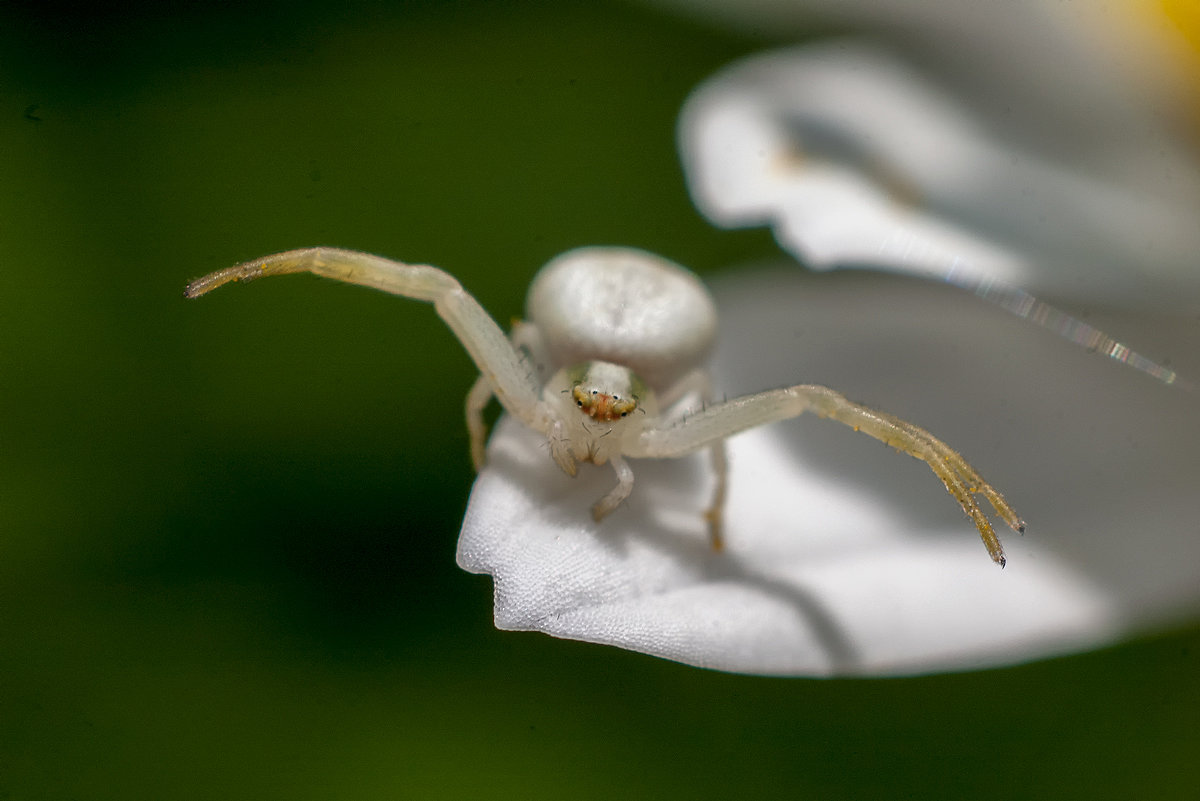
572;385;637;423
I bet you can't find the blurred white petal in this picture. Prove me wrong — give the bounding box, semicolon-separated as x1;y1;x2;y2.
652;0;1200;200
679;41;1200;301
457;268;1200;676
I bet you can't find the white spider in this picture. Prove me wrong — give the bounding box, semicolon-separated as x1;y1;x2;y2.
186;246;1024;566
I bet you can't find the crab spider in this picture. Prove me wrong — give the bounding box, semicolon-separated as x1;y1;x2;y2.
186;246;1024;566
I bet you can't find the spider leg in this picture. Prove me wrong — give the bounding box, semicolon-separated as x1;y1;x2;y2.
186;247;550;434
592;455;634;522
463;320;550;471
704;443;728;552
465;375;494;471
660;369;728;551
632;384;1023;566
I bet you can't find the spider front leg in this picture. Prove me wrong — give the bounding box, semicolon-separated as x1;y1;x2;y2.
632;384;1023;566
186;247;552;435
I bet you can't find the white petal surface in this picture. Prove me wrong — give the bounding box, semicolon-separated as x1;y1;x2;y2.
678;43;1200;302
654;0;1200;206
457;268;1200;676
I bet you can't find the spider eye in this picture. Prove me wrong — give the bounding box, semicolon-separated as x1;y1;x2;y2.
576;401;583;407
620;412;627;418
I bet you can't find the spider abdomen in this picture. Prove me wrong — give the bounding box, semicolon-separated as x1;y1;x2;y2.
526;247;718;392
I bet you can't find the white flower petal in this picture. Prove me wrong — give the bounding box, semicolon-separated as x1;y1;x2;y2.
653;0;1200;195
679;42;1200;301
457;268;1200;676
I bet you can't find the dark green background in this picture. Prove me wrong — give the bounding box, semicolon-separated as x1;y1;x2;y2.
2;2;1196;798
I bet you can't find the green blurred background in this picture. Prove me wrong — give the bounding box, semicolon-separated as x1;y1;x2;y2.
1;1;1196;798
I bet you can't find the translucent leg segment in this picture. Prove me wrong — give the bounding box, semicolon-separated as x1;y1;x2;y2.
635;384;1024;566
186;247;549;434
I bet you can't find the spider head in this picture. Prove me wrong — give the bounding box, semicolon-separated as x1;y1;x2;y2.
565;361;645;424
548;361;654;466
572;384;637;422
